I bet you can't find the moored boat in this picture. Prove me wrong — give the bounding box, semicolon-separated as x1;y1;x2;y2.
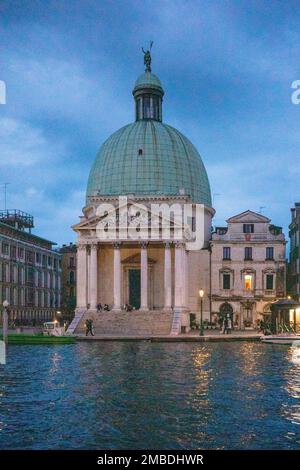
7;321;76;344
261;334;300;345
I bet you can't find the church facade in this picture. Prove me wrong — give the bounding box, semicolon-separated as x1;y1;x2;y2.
69;53;215;335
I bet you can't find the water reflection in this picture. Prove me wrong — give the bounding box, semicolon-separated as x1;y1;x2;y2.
281;346;300;437
0;342;299;449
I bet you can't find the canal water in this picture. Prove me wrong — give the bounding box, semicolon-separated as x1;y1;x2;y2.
0;342;299;449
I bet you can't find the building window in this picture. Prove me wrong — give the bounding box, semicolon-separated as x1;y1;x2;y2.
223;273;231;290
266;274;274;290
2;243;9;255
36;252;41;264
26;250;34;264
266;247;274;260
243;224;254;233
244;247;252;260
69;271;75;284
11;246;17;259
2;263;7;282
223;247;231;260
18;266;23;284
44;272;48;288
26;267;35;286
18;247;24;259
244;274;253;290
48;256;52;267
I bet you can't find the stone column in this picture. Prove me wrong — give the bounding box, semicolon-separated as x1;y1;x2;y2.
164;242;172;310
113;243;122;311
76;242;87;309
174;242;184;308
182;249;188;308
140;242;149;310
90;243;98;310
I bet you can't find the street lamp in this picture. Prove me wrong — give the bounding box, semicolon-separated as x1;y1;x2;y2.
199;289;204;336
2;300;9;345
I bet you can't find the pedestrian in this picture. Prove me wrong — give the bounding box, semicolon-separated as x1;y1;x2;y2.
227;316;232;334
223;316;228;334
97;303;102;313
85;319;95;336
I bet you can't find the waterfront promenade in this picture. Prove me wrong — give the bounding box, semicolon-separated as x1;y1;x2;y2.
77;330;261;342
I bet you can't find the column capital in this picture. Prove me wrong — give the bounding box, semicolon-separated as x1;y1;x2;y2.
113;242;122;249
164;241;172;249
140;241;149;249
90;242;98;250
174;240;185;249
77;242;88;251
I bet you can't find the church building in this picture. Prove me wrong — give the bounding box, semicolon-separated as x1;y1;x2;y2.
69;51;215;335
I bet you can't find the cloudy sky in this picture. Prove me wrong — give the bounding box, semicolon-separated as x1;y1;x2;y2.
1;0;300;245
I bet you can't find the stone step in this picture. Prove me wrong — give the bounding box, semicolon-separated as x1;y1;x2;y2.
75;310;173;335
67;309;86;334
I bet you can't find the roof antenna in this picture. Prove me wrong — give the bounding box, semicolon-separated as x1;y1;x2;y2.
2;182;10;211
259;206;266;214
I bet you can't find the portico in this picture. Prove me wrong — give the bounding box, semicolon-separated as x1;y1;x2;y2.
76;240;188;313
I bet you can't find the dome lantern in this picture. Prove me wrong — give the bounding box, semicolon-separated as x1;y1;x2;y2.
86;48;212;208
133;45;164;122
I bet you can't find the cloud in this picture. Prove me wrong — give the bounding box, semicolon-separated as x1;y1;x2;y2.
1;0;300;244
0;116;85;244
0;117;65;167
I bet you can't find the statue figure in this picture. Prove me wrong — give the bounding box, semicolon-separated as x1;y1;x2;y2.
142;41;153;72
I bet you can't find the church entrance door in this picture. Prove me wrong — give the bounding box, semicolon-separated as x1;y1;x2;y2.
129;269;141;309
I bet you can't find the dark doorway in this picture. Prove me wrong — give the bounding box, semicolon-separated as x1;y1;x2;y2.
219;303;233;321
129;269;141;309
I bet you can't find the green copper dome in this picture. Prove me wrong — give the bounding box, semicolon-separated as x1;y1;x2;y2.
87;121;212;206
86;56;212;207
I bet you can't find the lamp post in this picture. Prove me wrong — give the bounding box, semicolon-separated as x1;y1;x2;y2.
2;300;9;345
199;289;204;336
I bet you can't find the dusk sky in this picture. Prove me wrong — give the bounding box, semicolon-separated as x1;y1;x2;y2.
1;0;300;245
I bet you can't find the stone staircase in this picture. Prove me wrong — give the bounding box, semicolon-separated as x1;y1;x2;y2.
67;309;86;334
74;310;173;336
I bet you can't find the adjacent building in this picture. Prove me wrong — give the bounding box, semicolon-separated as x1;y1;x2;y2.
0;210;61;322
59;242;77;319
288;203;300;299
211;210;286;329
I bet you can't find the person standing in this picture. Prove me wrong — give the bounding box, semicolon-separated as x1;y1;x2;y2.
85;319;95;336
223;316;228;334
227;316;232;334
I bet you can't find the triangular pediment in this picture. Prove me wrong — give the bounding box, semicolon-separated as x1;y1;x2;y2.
227;210;270;224
73;199;189;232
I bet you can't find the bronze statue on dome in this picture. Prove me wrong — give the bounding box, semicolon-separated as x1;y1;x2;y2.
142;41;153;72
